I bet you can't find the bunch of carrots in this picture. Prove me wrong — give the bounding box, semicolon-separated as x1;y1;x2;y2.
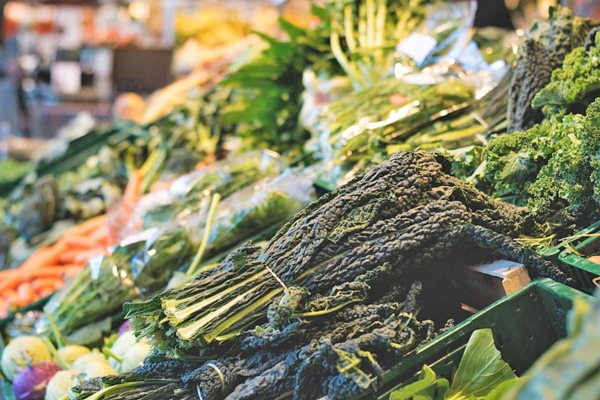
0;170;145;319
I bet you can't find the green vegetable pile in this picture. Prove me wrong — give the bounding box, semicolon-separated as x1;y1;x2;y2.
482;33;600;228
507;6;598;133
67;150;569;400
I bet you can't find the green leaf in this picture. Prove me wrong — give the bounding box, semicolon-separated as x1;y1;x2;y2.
483;377;526;400
447;329;517;400
390;365;446;400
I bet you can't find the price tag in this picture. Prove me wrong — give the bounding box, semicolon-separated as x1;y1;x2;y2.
396;33;438;66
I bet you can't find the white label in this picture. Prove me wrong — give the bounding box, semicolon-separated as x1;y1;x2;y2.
396;33;438;66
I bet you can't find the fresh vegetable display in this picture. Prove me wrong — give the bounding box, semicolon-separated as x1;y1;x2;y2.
57;150;563;399
3;2;600;400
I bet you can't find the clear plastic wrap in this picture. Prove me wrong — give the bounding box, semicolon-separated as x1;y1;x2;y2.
181;166;317;260
394;1;478;72
138;149;282;229
37;226;194;339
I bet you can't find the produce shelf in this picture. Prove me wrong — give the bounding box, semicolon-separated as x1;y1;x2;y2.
355;278;590;400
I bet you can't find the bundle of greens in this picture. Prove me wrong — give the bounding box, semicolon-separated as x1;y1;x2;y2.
507;6;598;133
220;17;332;158
125;151;566;358
482;41;600;228
312;78;475;166
36;228;194;339
389;69;512;154
322;0;430;90
72;289;436;400
140;150;283;228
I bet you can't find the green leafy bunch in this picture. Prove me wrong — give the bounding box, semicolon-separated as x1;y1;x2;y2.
482;98;600;227
532;31;600;118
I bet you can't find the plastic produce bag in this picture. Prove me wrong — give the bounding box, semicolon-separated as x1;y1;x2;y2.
135;149;282;230
36;226;194;338
182;166;318;260
394;1;478;73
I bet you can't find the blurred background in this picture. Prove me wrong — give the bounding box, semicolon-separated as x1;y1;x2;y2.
0;0;596;141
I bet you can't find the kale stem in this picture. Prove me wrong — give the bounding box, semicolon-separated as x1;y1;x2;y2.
187;193;222;276
293;297;365;318
85;381;173;400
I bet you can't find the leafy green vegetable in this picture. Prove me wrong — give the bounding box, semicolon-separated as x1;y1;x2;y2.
389;329;516;400
482;97;600;227
532;32;600;118
390;365;449;400
446;329;517;399
221;18;331;157
507;6;598;132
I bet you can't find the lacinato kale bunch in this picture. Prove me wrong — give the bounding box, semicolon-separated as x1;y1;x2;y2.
507;6;597;133
124;150;566;358
73;289;436;400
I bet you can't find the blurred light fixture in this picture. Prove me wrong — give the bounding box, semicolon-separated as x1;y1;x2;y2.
128;1;150;22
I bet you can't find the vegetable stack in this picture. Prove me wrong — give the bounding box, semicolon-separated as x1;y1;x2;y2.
66;150;567;399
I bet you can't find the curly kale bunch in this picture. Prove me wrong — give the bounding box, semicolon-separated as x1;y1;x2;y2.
532;31;600;118
507;6;598;133
483;98;600;227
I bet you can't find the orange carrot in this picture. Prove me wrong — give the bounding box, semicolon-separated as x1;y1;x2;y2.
123;169;143;207
88;225;109;243
32;278;63;292
58;250;80;265
0;271;23;294
18;241;69;273
62;236;99;250
63;215;108;239
33;267;77;280
17;282;35;305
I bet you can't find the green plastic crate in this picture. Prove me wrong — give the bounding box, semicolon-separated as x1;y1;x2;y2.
538;220;600;266
556;225;600;295
355;278;590;400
